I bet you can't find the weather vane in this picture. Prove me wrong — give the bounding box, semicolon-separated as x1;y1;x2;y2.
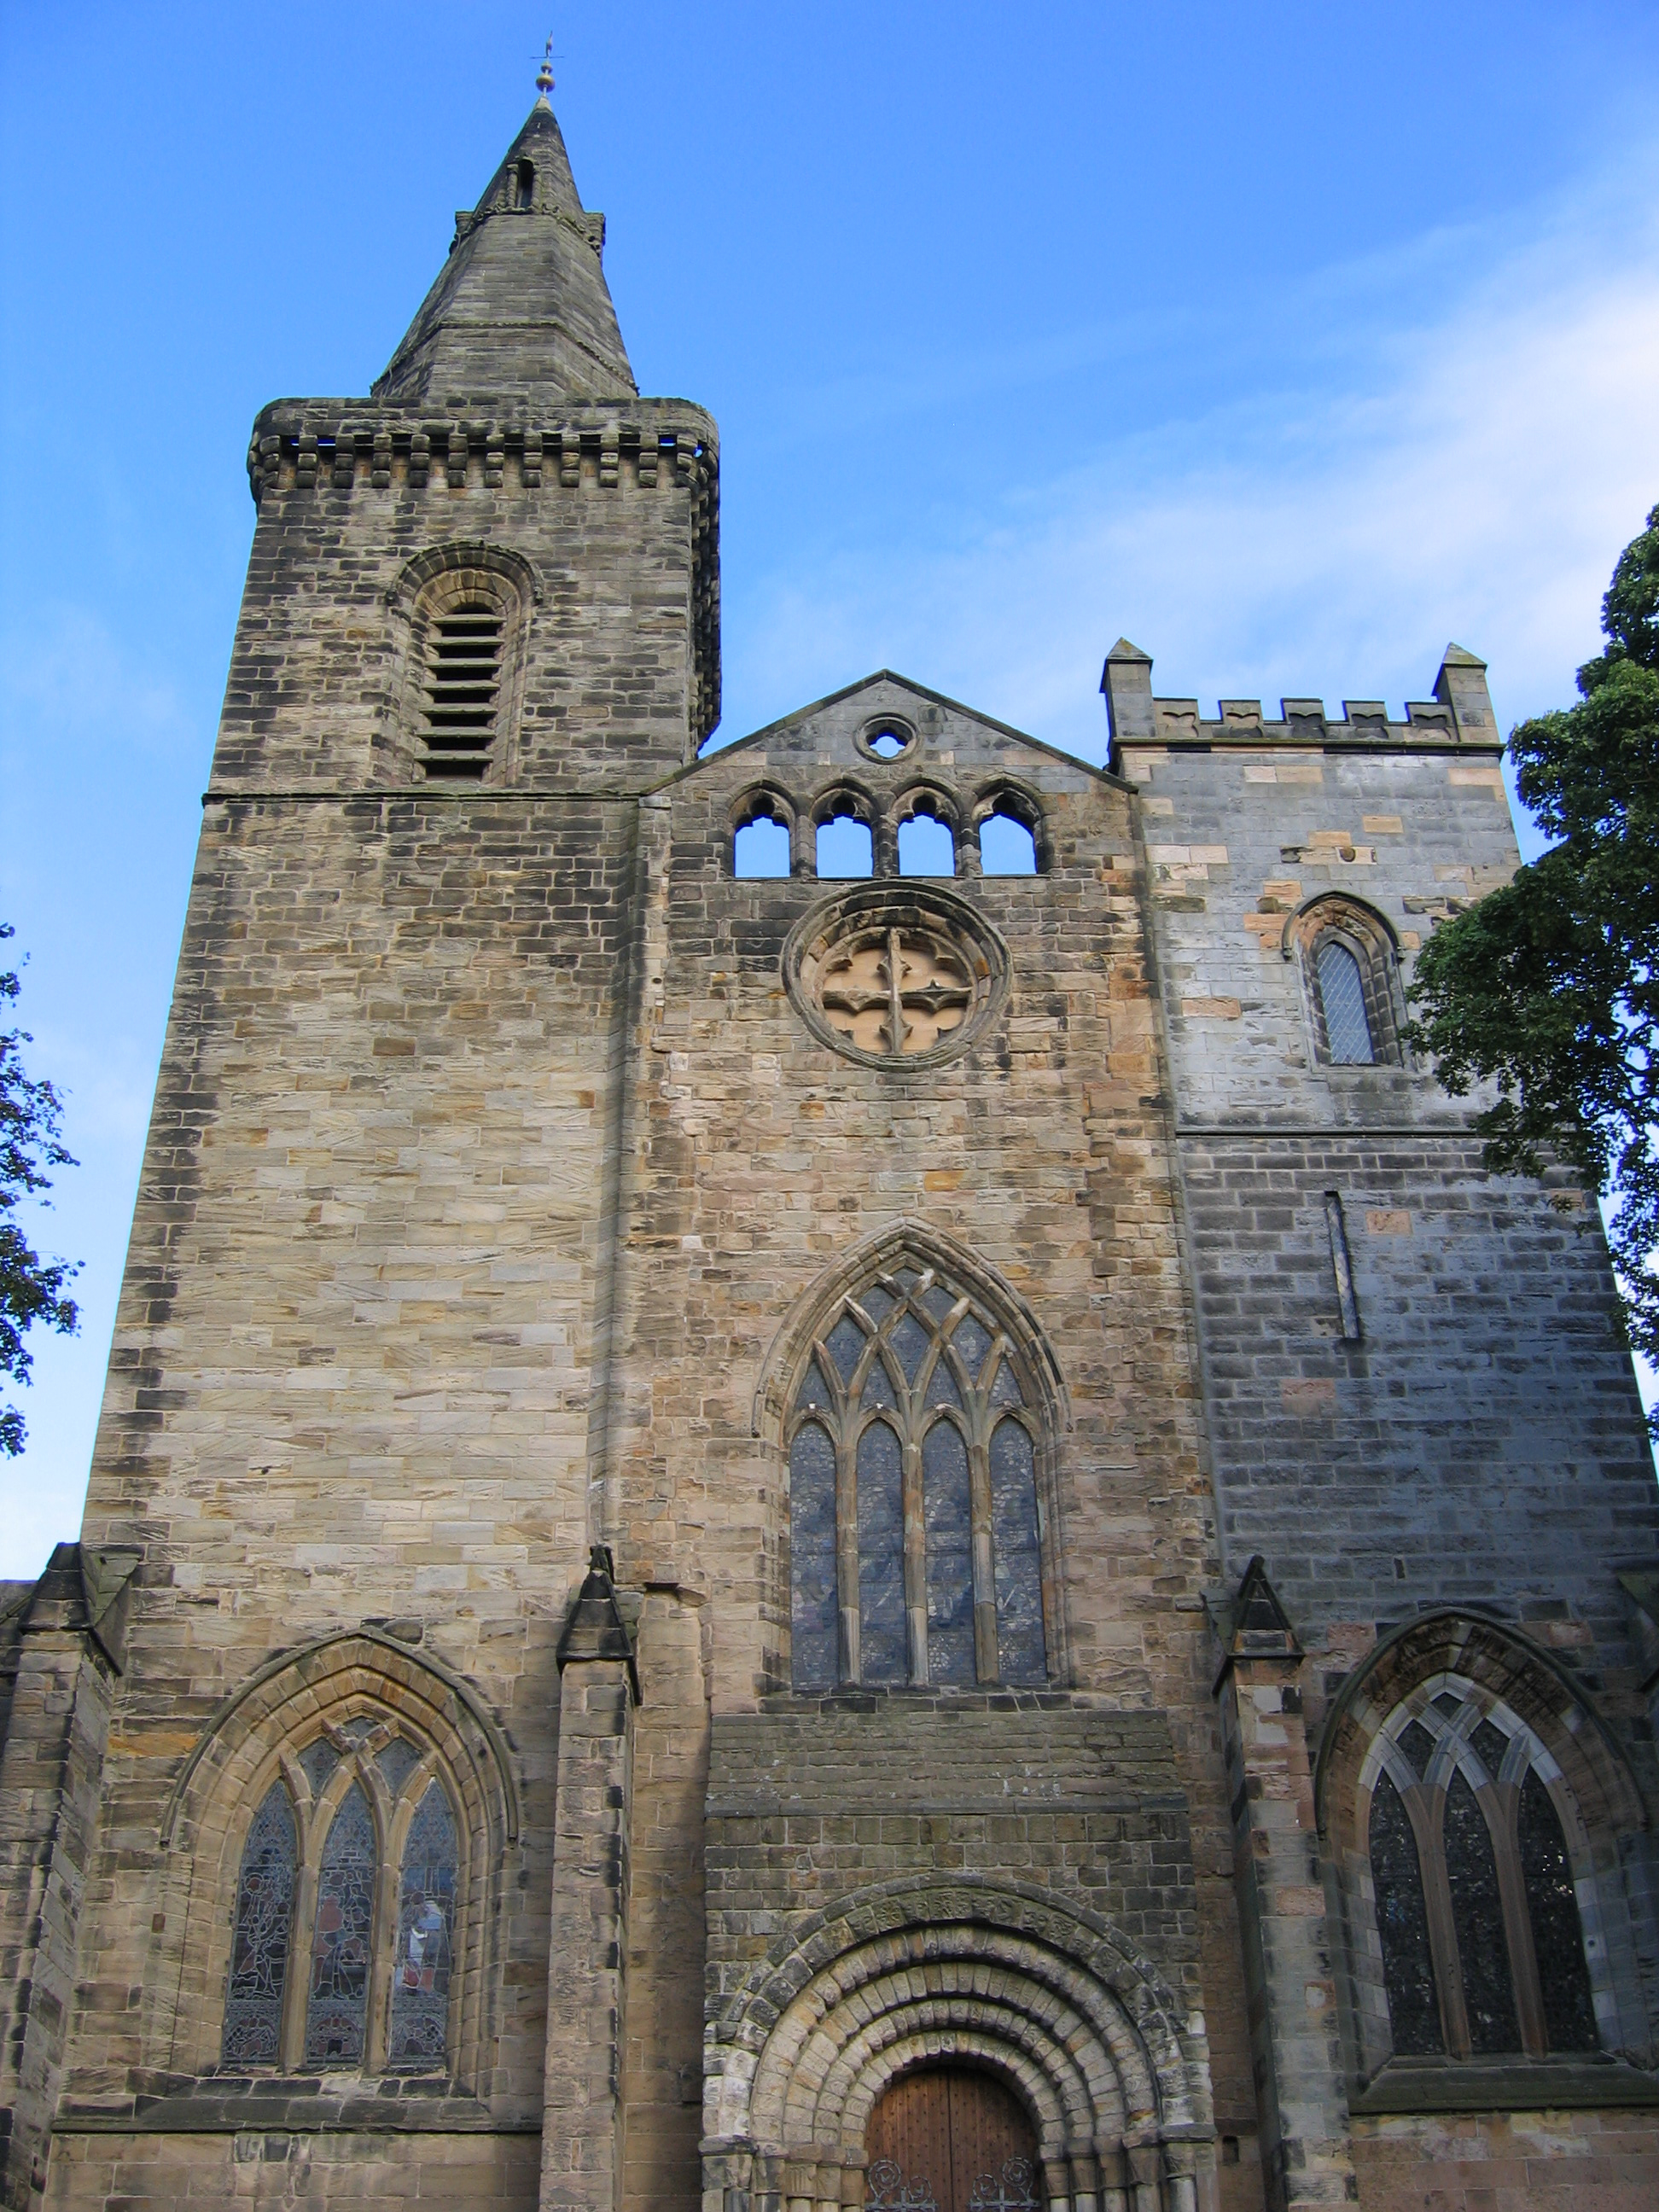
536;32;556;96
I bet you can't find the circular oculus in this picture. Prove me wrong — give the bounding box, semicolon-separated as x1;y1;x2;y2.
783;885;1010;1068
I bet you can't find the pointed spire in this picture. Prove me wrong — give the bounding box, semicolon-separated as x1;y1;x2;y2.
374;96;637;405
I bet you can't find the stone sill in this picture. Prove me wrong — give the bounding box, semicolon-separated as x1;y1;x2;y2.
1351;2058;1659;2115
56;2080;536;2135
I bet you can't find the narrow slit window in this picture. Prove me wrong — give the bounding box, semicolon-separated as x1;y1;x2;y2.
388;1782;458;2069
305;1782;376;2066
423;603;504;780
222;1782;298;2066
1316;939;1375;1064
515;160;535;210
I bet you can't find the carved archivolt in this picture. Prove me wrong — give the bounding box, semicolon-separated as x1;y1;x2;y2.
703;1876;1214;2212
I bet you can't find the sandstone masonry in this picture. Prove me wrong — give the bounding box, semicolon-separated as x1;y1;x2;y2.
2;85;1656;2212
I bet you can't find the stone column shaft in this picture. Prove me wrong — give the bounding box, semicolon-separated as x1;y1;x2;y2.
1217;1648;1356;2212
539;1648;637;2212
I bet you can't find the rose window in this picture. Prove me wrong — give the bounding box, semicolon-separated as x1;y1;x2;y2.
785;888;1009;1068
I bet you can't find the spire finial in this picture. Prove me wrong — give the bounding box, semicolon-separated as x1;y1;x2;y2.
536;32;555;97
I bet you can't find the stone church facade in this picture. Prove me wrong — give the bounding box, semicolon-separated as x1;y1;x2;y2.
3;90;1658;2212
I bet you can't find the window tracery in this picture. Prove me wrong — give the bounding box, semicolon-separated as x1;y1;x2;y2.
222;1782;298;2067
789;1258;1048;1691
306;1781;376;2064
390;1782;459;2068
1284;895;1405;1068
971;785;1045;877
219;1721;463;2076
1365;1682;1600;2063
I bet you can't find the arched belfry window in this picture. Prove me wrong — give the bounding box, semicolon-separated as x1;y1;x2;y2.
393;545;538;786
1284;895;1406;1068
219;1716;462;2075
1364;1683;1601;2063
788;1255;1050;1691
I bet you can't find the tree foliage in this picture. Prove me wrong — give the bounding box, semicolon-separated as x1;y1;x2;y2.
1408;507;1659;1383
0;926;79;1456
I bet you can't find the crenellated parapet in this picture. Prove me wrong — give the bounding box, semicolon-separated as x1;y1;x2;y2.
1101;637;1499;771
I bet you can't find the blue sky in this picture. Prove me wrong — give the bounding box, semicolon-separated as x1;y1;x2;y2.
3;2;1658;1575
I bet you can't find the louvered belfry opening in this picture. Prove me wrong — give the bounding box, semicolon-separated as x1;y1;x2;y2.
422;601;504;778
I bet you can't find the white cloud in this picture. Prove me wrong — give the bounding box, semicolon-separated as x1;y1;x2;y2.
725;167;1659;764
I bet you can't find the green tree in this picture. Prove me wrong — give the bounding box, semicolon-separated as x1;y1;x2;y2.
1408;506;1659;1395
0;925;79;1455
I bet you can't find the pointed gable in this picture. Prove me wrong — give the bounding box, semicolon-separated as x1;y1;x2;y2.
374;97;637;405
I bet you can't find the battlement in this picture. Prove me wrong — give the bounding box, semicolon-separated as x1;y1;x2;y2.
1100;637;1499;770
246;397;717;501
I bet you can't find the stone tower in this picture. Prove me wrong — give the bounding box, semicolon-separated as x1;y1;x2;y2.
3;85;1657;2212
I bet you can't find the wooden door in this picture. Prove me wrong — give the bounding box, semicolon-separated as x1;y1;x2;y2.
865;2066;1041;2212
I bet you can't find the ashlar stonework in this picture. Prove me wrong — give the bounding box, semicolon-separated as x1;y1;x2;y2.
3;85;1657;2212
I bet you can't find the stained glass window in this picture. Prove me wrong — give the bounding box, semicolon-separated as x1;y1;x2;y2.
1369;1694;1608;2066
305;1782;376;2066
989;1419;1045;1685
786;1259;1050;1690
857;1419;907;1684
1443;1770;1520;2053
388;1782;458;2069
377;1738;422;1798
1471;1719;1511;1781
223;1783;298;2065
923;1419;975;1685
1369;1768;1443;2056
1316;939;1374;1065
1518;1773;1598;2052
300;1738;339;1799
790;1420;840;1691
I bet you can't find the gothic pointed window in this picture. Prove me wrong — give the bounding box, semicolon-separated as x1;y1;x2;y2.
1365;1687;1603;2063
222;1782;298;2065
1315;940;1374;1063
1368;1767;1443;2057
389;1781;459;2069
1286;896;1406;1068
1518;1772;1598;2052
788;1257;1049;1691
305;1781;376;2065
218;1715;469;2078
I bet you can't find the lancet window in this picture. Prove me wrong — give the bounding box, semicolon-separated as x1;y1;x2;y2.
789;1258;1048;1691
1286;895;1406;1068
220;1718;461;2075
1366;1685;1600;2062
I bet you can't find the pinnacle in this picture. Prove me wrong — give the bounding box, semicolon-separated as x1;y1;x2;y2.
374;97;637;405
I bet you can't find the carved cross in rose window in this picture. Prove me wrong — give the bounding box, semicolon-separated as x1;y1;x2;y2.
819;928;973;1055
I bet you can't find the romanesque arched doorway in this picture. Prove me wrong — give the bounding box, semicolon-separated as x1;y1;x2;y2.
866;2066;1042;2212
